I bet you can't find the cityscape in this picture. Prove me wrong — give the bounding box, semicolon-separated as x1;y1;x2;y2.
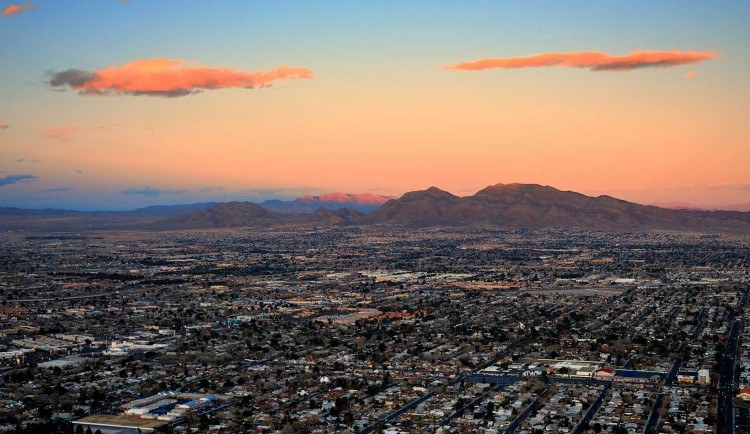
1;227;750;433
2;1;750;434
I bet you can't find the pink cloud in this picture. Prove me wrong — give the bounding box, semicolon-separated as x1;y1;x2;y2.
444;50;717;72
48;58;314;97
2;2;34;16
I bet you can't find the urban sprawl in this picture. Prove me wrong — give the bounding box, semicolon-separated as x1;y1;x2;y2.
1;228;749;434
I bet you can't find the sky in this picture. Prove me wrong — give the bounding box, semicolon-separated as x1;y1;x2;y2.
1;1;749;210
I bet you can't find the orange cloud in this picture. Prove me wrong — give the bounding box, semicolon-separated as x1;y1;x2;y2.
0;124;9;129
48;58;314;97
444;50;717;72
2;2;34;16
684;70;697;79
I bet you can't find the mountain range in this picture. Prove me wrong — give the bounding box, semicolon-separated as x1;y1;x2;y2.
363;184;750;233
150;202;365;229
0;202;215;231
0;193;387;231
2;184;750;234
260;192;393;214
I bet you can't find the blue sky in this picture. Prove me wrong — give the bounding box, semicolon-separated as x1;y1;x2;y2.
1;1;749;210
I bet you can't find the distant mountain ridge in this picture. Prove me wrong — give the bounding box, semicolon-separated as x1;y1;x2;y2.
151;202;363;229
0;202;215;231
653;202;750;212
0;191;391;230
3;184;750;234
150;202;281;229
261;192;394;214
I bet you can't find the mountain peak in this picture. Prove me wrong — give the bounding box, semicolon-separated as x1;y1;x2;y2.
152;201;280;229
297;192;394;205
402;186;459;200
362;187;461;225
363;182;750;233
478;183;558;193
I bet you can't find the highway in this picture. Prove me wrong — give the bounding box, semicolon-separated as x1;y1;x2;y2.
716;287;748;434
717;320;741;434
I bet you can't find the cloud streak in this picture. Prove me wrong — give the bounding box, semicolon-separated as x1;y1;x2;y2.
444;50;717;72
47;58;314;97
0;124;9;129
121;186;188;196
42;125;103;141
707;184;750;191
0;174;38;187
2;2;34;16
237;187;325;198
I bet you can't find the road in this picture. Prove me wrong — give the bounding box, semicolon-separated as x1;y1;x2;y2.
695;308;707;334
357;374;471;433
642;393;666;434
358;337;531;433
717;320;741;434
664;354;683;387
571;384;611;434
3;291;117;303
717;287;749;434
440;385;501;426
3;286;156;303
357;390;437;434
503;388;548;434
666;305;681;326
